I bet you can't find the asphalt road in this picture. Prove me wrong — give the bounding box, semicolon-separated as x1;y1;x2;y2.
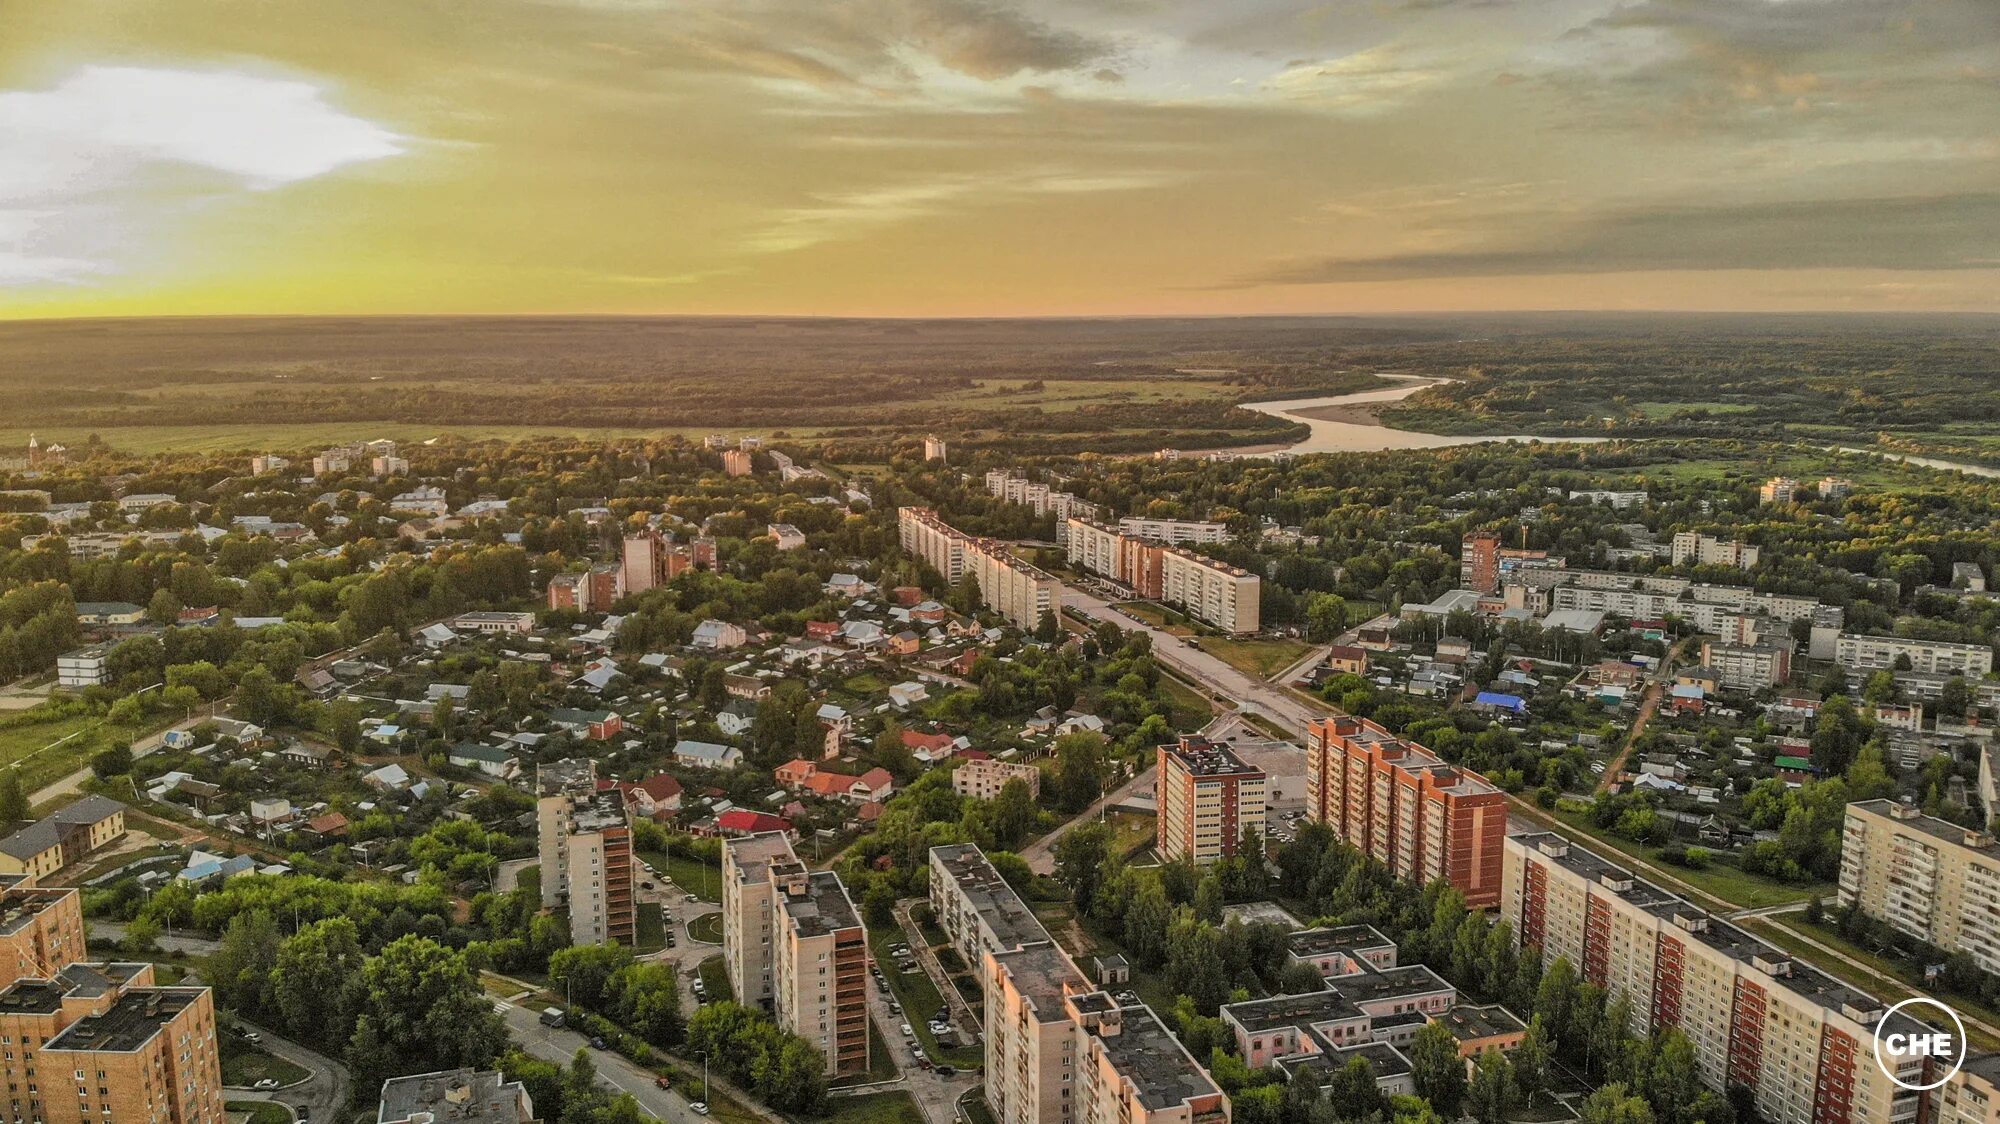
1061;586;1330;738
496;999;713;1124
223;1023;350;1124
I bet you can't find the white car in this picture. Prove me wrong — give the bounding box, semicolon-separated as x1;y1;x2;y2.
689;1104;710;1117
253;1080;279;1091
911;1047;926;1061
900;1024;914;1038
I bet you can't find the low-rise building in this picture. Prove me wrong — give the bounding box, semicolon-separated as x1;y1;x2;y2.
378;1068;535;1124
0;798;127;882
55;646;110;689
953;758;1041;801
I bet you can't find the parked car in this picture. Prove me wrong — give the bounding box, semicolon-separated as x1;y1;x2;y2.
900;1024;914;1038
655;1077;671;1090
689;1103;710;1116
253;1080;279;1091
540;1007;566;1027
936;1066;956;1077
590;1036;608;1050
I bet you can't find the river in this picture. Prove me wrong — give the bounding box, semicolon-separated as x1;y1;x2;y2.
1236;375;1600;456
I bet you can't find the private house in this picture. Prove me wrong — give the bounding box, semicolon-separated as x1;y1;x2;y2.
448;744;519;779
549;708;624;741
674;740;744;770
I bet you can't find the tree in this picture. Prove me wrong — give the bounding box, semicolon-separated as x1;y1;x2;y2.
270;917;366;1050
146;588;182;627
1305;594;1348;643
549;944;635;1011
208;908;282;1019
1050;731;1109;812
1124;881;1172;969
1053;822;1110;908
1513;1013;1552;1097
0;771;27;824
1467;1048;1515;1124
1578;1084;1655;1124
346;936;509;1088
235;665;285;727
92;744;134;780
1278;961;1325;995
1034;610;1061;644
988;779;1039;851
1409;1020;1466;1116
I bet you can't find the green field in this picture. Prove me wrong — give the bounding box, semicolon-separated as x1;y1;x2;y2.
635;903;667;953
1199;636;1315;680
219;1036;311;1088
809;1091;926;1124
697;954;733;1003
640;850;720;902
688;912;724;943
226;1102;294;1124
1543;806;1825;910
0;705;173;797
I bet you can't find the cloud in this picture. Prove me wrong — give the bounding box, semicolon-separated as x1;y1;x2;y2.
1245;192;2000;282
1261;45;1455;110
0;65;403;286
745;167;1177;253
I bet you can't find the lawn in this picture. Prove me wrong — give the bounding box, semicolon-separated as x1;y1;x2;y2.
1107;811;1157;861
1540;804;1826;910
865;925;980;1068
688;912;724;943
635;903;667;953
0;704;176;796
831;1019;901;1087
807;1091;925;1124
1749;914;2000;1052
697;954;734;1003
640;850;720;902
218;1036;311;1088
1155;675;1216;729
72;843;181;885
515;863;539;892
226;1102;294;1124
959;1091;999;1124
1200;637;1315;680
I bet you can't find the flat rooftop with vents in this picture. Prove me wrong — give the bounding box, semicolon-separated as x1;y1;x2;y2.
1089;1001;1226;1112
41;987;205;1053
379;1068;534;1124
776;867;862;939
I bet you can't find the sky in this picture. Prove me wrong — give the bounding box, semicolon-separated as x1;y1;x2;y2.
1;0;1997;318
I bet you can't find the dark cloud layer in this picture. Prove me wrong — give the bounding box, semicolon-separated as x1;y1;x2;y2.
1251;193;2000;282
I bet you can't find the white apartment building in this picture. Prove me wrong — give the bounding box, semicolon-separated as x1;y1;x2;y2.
898;507;1057;628
1115;517;1229;545
536;760;636;946
929;843;1054;968
1159;546;1260;634
1501;833;1936;1124
767;856;871;1076
55;646;109;689
1759;477;1801;504
1836;632;1995;677
1838;799;2000;975
953;759;1041;801
1699;640;1792;691
1671;532;1761;570
721;833;795;1012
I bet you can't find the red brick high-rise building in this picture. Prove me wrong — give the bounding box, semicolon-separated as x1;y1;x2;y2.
1157;736;1267;865
1305;715;1507;908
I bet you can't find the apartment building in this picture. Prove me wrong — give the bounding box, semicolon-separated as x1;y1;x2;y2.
1303;716;1506;908
923;436;949;462
1760;477;1801;504
1501;832;1935;1124
1699;640;1793;691
1670;532;1761;570
1157;737;1266;865
898;508;1058;628
1838;799;2000;975
535;761;635;946
55;647;109;690
1939;1055;2000;1124
1065;519;1166;600
546;565;621;613
986;943;1228;1124
928;844;1052;967
622;529;692;595
721;833;796;1011
722;449;754;477
0;961;224;1124
1459;532;1563;594
1159;547;1260;634
1115;517;1228;545
953;759;1041;801
378;1069;535;1124
0;880;86;983
984;471;1099;542
1836;633;1995;677
722;834;870;1076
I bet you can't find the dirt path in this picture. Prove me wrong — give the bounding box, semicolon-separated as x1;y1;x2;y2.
1593;637;1692;795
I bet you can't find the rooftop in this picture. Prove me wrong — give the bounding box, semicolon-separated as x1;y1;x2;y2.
42;987;204;1053
1162;736;1261;779
725;832;799;885
1090;1001;1226;1111
1278;1039;1413;1084
1220;988;1365;1033
929;844;1052;953
775;867;863;939
1849;799;2000;858
536;758;595;797
1434;1003;1527;1042
991;943;1088;1024
1321;965;1453;1006
1286;925;1395;961
379;1068;533;1124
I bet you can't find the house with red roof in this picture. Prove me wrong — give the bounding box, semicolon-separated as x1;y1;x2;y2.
624;774;683;818
805;620;840;641
775;758;820;788
714;809;793;837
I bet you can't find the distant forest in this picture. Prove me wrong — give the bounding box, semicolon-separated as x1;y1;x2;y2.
2;312;1996;455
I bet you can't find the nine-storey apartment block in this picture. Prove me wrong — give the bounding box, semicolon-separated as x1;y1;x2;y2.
536;760;636;947
1156;737;1266;865
723;834;872;1076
